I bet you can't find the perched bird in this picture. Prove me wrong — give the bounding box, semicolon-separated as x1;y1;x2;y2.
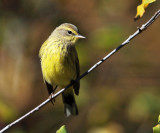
39;23;85;117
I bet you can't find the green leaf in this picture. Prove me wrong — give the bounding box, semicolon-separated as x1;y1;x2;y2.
56;125;68;133
153;115;160;133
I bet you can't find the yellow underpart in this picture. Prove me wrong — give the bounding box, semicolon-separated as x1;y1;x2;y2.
40;39;78;88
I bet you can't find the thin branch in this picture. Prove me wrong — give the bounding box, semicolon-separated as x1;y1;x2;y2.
0;9;159;133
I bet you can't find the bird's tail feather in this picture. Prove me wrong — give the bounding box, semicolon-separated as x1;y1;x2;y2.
62;89;78;117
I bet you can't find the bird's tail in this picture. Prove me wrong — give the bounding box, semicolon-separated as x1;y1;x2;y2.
62;88;78;117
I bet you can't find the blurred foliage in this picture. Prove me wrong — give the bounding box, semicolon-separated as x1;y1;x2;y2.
0;0;160;133
0;99;17;122
128;91;160;122
8;128;26;133
90;25;125;51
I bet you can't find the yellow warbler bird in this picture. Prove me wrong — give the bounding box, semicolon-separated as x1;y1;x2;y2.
39;23;85;117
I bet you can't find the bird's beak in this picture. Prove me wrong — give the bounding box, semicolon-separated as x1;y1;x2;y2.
75;34;86;39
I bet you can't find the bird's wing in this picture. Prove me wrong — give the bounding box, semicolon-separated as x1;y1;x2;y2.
73;55;80;96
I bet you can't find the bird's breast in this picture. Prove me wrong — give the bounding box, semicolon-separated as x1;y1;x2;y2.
41;43;77;87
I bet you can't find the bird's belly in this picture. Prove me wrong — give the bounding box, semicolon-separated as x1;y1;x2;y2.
41;52;76;87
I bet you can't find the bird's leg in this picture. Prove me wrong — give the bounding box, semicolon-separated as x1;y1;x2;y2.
49;95;54;105
53;85;58;94
49;85;58;104
45;81;58;105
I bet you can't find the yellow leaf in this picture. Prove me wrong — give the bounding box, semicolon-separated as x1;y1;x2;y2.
134;0;156;20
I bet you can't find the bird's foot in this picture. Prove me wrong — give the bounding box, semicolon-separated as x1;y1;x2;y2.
49;93;55;105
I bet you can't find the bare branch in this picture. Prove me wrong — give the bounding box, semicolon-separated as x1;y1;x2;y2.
0;9;159;133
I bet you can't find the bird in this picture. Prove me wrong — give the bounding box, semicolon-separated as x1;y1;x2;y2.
39;23;85;117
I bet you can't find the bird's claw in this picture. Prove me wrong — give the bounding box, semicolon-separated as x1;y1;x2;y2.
49;93;55;105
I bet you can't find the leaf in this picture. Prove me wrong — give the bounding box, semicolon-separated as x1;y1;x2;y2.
153;125;160;133
56;125;68;133
153;115;160;133
134;0;156;21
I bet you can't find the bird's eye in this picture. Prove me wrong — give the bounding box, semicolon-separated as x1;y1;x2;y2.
68;30;72;35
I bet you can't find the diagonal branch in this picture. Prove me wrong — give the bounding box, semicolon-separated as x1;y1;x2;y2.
0;9;159;133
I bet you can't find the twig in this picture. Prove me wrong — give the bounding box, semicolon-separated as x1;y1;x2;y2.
0;9;159;133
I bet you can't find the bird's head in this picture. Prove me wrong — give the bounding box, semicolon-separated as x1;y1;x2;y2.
51;23;85;44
